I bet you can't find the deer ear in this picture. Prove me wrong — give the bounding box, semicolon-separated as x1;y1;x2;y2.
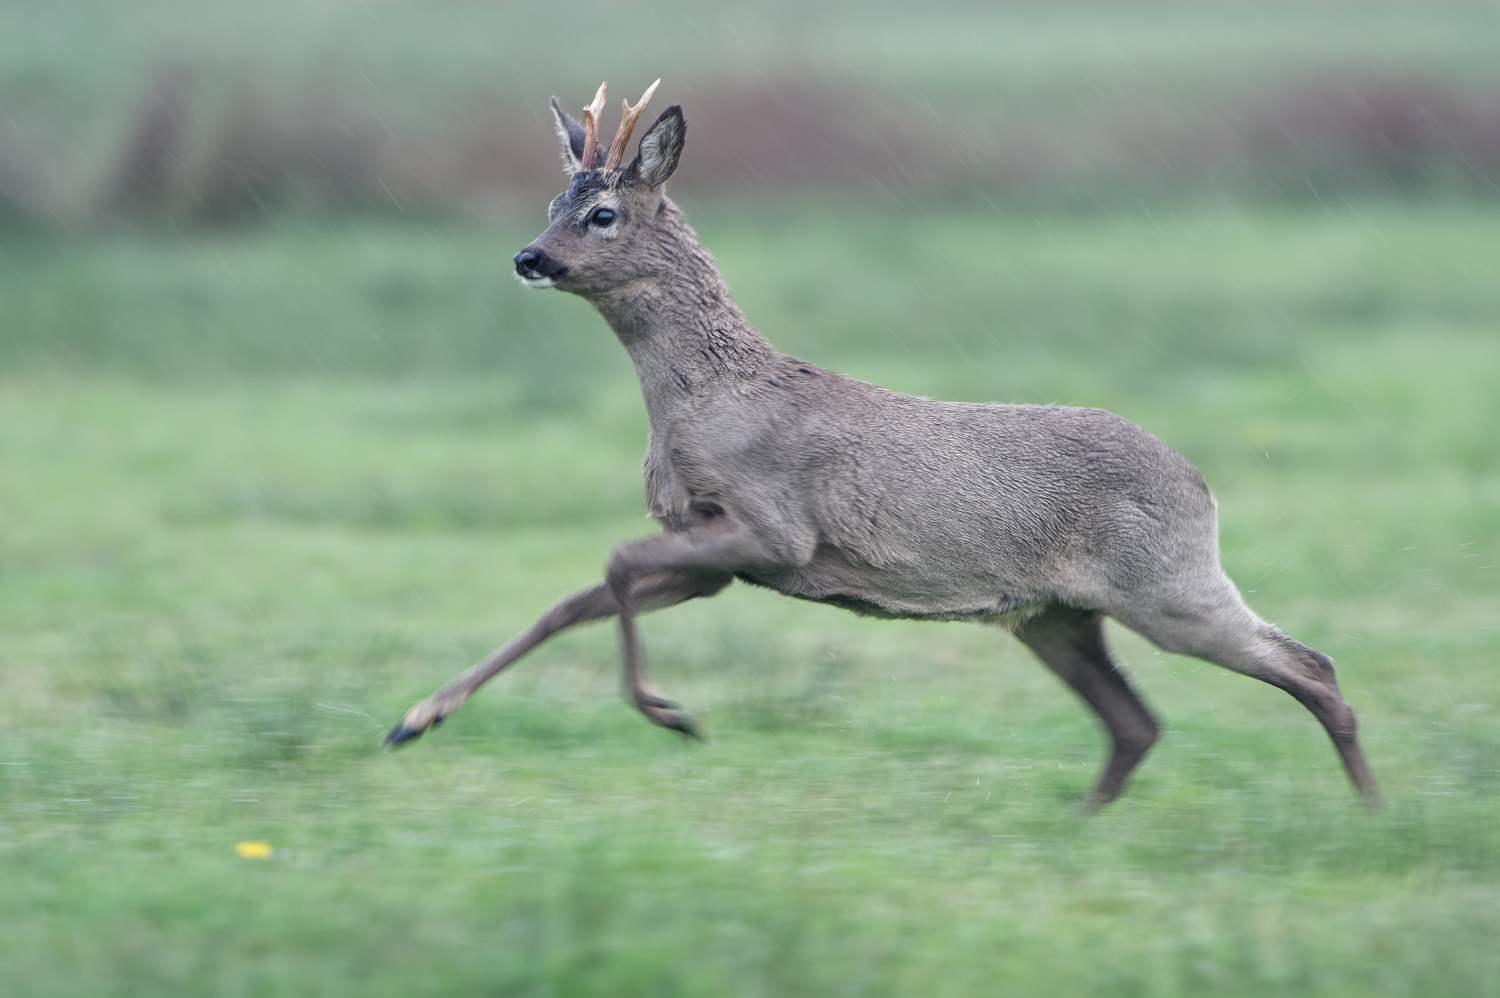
627;105;685;189
550;96;586;173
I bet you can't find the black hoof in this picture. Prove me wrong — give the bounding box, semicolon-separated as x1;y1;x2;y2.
384;713;444;749
667;711;704;741
384;724;425;748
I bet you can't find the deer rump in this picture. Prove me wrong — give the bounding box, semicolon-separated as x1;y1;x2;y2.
388;81;1380;812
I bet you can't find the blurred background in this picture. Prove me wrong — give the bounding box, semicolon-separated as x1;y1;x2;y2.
2;2;1498;995
5;0;1500;382
7;1;1500;221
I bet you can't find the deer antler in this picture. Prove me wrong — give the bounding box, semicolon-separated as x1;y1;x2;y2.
603;79;661;173
579;82;609;171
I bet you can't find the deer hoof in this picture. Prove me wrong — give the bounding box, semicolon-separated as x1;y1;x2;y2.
659;707;703;740
669;710;703;740
384;713;443;749
637;698;702;739
384;724;424;747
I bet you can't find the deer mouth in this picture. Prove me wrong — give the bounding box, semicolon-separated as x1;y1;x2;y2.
513;248;568;288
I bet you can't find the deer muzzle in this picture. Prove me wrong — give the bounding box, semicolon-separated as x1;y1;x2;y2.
514;247;569;288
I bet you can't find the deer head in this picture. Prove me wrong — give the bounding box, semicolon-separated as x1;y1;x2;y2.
513;81;686;297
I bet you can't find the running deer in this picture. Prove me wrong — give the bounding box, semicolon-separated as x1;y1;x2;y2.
387;81;1381;810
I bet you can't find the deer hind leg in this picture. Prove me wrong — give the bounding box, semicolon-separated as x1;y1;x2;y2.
1015;606;1161;812
386;571;725;746
1114;589;1382;806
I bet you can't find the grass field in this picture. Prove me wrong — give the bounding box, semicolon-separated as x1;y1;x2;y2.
1;199;1498;995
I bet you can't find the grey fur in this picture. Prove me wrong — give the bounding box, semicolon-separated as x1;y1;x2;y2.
391;100;1381;811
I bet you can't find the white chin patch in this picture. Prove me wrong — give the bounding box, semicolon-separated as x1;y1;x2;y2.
516;274;556;289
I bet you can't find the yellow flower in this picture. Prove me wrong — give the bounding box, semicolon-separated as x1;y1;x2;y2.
235;841;273;859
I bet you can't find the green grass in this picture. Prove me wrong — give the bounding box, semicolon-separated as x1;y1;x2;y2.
1;202;1498;995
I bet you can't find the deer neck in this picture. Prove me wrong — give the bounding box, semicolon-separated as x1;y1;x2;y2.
588;209;777;423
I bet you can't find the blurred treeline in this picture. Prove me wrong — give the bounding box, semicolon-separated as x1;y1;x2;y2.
4;1;1500;386
2;0;1500;229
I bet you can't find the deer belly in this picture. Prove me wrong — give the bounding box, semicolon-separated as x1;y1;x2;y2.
739;546;1043;623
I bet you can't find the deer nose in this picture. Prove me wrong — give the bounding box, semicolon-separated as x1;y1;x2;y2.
514;247;567;280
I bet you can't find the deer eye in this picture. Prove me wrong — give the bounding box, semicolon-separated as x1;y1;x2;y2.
590;207;616;227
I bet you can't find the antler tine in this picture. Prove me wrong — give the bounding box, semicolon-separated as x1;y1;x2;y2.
603;78;661;173
579;82;608;171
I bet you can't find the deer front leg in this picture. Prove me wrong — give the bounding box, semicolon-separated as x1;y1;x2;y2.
386;571;725;747
387;584;615;746
606;522;780;736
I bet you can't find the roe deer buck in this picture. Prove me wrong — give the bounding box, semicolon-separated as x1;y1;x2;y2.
387;81;1381;810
